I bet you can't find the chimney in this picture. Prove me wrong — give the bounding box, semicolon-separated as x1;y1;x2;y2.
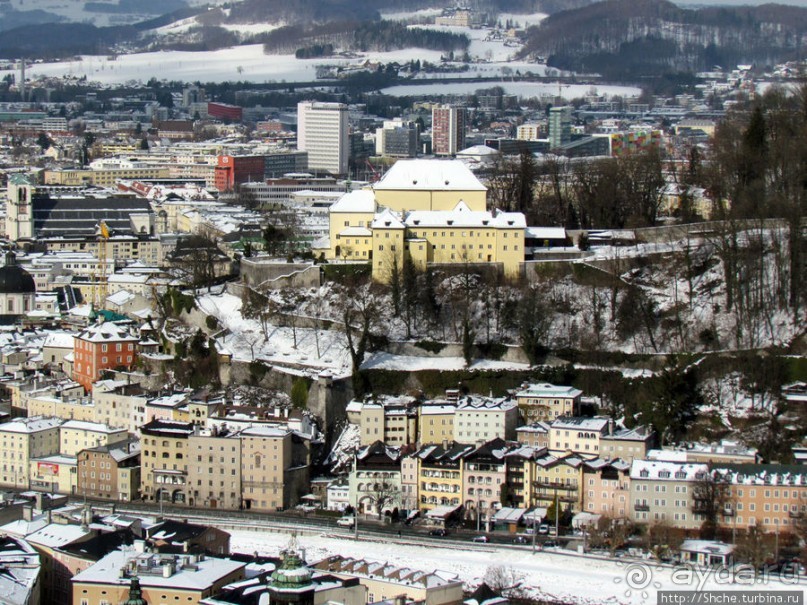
22;505;33;521
134;539;146;553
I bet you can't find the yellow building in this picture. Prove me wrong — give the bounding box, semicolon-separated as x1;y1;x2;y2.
417;402;456;446
59;420;128;457
140;419;194;505
26;394;96;423
372;159;487;212
531;455;585;514
43;167;170;187
0;417;63;489
72;548;245;605
371;201;526;282
321;189;376;261
29;455;78;494
413;443;474;512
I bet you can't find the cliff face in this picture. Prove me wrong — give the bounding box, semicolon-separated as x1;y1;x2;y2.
520;0;807;76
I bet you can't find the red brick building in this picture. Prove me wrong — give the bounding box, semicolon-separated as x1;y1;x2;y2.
207;102;243;122
214;155;265;192
73;322;139;391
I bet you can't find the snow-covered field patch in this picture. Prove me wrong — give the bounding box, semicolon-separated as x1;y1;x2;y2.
361;352;530;372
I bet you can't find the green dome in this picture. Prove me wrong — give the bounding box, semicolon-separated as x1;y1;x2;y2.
270;538;312;589
124;577;147;605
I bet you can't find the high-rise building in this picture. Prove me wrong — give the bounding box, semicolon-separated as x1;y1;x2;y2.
548;106;573;149
431;104;466;156
375;118;419;158
296;101;349;175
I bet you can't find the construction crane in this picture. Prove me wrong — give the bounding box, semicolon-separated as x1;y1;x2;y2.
91;221;110;309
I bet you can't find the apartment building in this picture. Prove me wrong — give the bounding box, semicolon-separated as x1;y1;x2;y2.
140;419;194;505
43;166;171;187
77;437;141;501
71;547;245;605
297;101;349;175
600;425;655;462
240;425;310;512
515;422;550;448
0;417;62;489
515;383;582;423
27;394;96;424
532;453;585;514
92;382;148;434
431;105;466;156
314;555;463;605
548;416;612;459
187;427;242;510
72;323;139;392
630;459;708;529
412;443;474;512
417;402;456;446
504;445;542;509
454;397;518;443
59;420;127;457
349;441;403;516
713;464;807;533
345;396;418;447
462;439;508;519
582;459;632;518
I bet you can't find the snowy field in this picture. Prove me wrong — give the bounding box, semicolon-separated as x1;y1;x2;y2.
361;353;530;372
229;529;806;605
26;45;446;85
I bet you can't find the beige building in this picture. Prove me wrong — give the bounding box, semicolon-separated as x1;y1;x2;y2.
516;383;582;423
92;382;148;433
548;416;612;459
515;422;550;449
240;426;310;512
140;419;194;505
418;402;456;446
187;427;242;510
0;417;63;489
71;547;245;605
59;420;128;457
582;459;632;518
630;459;708;529
26;394;96;423
314;555;464;605
600;426;655;462
77;438;141;501
43;166;171;187
373;160;486;212
454;397;518;443
29;455;78;495
345;396;418;447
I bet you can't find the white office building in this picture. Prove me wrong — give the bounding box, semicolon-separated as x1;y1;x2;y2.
297;101;349;175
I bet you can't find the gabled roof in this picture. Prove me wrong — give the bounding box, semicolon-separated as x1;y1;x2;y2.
330;190;376;213
374;159;486;192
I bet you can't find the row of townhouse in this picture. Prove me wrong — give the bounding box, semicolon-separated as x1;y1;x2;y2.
139;420;310;511
346;437;807;535
346;383;589;449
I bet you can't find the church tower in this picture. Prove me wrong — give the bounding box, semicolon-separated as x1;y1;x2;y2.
5;174;34;241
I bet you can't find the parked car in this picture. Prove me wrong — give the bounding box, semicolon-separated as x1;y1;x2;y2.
548;526;558;536
472;535;489;543
336;516;355;527
513;536;529;544
429;528;448;537
544;540;559;548
538;524;549;535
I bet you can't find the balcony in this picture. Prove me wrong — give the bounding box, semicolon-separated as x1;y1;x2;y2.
722;508;735;517
634;503;650;512
789;510;803;519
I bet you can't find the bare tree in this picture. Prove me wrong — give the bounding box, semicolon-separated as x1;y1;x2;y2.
482;565;529;600
692;471;730;540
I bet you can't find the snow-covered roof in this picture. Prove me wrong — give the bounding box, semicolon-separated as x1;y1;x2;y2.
370;208;405;230
516;383;582;399
106;290;136;306
404;201;525;229
680;540;733;555
630;459;708;481
0;416;63;434
330;190;376;213
26;523;90;548
457;145;499;157
62;419;125;434
77;322;139;343
337;226;372;237
526;227;567;240
550;416;610;432
43;331;76;349
374;159;486;192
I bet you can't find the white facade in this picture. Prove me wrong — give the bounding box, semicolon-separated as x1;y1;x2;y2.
297;101;349;175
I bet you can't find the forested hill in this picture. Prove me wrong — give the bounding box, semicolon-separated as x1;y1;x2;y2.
519;0;807;78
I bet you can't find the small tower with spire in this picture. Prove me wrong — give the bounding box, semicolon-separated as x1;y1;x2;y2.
123;577;147;605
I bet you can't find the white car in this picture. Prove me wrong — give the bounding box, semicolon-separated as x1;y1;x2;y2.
336;516;355;527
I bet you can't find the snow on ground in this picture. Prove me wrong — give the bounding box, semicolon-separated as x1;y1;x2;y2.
409;24;521;63
27;45;445;84
196;291;353;377
381;81;641;100
220;22;287;35
361;353;531;372
495;13;548;28
379;8;444;21
228;530;805;605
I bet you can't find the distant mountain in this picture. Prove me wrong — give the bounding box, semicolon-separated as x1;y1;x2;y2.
520;0;807;78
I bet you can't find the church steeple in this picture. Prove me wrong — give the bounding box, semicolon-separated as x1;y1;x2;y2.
124;577;147;605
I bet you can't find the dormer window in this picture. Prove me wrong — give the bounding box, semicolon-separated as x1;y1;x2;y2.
447;220;454;225
640;469;649;478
